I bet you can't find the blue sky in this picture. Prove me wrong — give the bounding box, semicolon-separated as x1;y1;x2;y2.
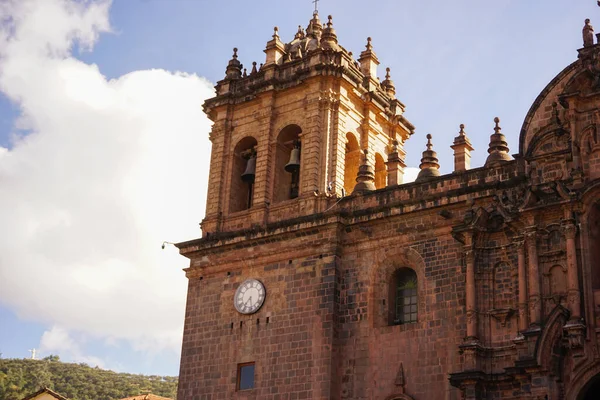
0;0;596;376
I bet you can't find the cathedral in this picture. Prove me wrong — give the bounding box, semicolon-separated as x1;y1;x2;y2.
175;9;600;400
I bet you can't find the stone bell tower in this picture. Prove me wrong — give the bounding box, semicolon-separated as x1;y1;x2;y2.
200;12;414;235
176;10;416;400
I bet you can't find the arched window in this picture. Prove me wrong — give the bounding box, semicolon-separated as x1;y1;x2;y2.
230;137;258;213
274;125;302;203
343;133;360;194
389;268;418;325
374;152;387;189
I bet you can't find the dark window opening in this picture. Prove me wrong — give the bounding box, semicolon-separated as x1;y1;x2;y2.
230;137;258;213
237;362;255;391
274;125;302;203
389;268;418;325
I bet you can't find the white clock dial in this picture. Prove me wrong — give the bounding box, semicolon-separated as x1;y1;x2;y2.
234;279;266;314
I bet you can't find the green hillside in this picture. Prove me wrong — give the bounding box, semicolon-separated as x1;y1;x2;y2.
0;357;177;400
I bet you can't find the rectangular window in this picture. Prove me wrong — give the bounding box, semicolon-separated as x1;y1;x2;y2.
237;362;255;391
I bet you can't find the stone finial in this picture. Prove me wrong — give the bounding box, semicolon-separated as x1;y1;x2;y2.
265;26;286;66
251;61;257;74
306;11;322;39
352;149;376;194
451;124;474;172
358;36;379;78
295;25;305;39
395;362;406;390
416;134;441;182
484;117;512;167
321;14;339;50
583;19;595;47
386;138;406;186
225;47;242;79
381;67;396;97
243;68;247;78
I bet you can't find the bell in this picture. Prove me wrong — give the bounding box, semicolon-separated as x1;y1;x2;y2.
285;143;301;173
241;154;256;183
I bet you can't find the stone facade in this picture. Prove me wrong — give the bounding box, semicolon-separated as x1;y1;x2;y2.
176;11;600;400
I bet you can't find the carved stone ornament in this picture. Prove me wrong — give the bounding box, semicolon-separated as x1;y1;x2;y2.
563;322;586;350
489;308;516;327
497;186;528;213
529;296;541;316
561;221;577;239
395;362;405;389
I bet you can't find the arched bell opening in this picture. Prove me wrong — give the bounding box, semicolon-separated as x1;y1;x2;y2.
343;133;360;194
274;125;302;203
229;136;258;213
374;152;387;189
577;373;600;400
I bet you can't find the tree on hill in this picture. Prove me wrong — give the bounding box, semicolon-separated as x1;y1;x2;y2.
0;358;177;400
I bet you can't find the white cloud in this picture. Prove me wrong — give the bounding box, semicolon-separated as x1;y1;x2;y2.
0;0;213;363
39;325;105;368
403;167;419;184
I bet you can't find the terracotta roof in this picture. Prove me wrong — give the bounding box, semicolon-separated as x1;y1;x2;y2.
118;395;173;400
21;387;69;400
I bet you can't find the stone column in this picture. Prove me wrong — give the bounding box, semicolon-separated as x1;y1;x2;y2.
516;239;529;331
563;219;581;320
526;230;541;327
465;245;477;341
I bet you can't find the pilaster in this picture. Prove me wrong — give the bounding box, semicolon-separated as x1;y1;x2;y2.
526;229;541;328
515;238;529;332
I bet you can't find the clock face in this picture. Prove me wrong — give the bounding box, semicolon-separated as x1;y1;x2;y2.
234;279;266;314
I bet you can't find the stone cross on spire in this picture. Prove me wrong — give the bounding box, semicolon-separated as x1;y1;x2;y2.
313;0;319;14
